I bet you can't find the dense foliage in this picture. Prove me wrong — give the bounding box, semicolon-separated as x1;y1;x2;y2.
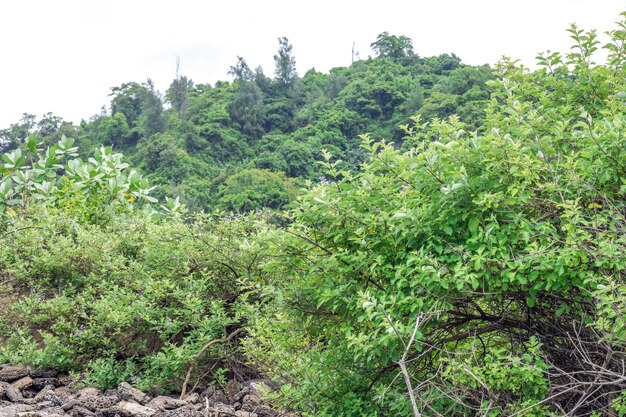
1;34;492;214
3;16;626;417
244;16;626;416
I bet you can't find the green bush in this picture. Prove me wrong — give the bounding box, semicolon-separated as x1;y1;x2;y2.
245;15;626;416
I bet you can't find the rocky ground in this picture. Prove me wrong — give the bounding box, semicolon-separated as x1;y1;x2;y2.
0;365;294;417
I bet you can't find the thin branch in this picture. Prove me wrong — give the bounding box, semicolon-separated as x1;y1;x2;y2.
180;328;244;399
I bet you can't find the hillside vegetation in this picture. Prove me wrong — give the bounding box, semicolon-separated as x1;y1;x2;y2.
1;33;492;213
2;16;626;416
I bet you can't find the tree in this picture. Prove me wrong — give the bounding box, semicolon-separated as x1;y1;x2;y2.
109;80;164;143
371;32;414;59
166;57;193;118
228;56;254;82
0;113;36;152
273;37;297;87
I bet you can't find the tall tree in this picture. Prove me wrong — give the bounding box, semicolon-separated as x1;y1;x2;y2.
370;32;414;59
273;37;297;87
166;57;193;118
228;56;254;82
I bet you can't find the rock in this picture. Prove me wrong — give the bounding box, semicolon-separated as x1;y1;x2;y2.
62;395;118;412
241;395;259;407
0;368;29;384
234;412;257;417
180;394;197;405
56;376;73;387
117;384;149;406
76;389;98;399
0;406;14;417
38;406;65;415
224;381;241;405
154;408;197;417
116;401;155;417
68;406;95;417
30;380;61;391
32;403;56;412
1;383;24;403
212;404;236;416
144;398;186;412
94;408;120;417
42;392;65;408
11;378;33;392
4;405;33;414
198;388;226;407
28;371;57;380
232;388;250;405
23;386;55;406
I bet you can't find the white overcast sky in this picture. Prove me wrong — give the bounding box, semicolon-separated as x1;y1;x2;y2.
0;0;624;129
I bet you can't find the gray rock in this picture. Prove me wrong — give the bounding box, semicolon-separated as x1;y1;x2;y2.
234;412;257;417
68;406;95;417
76;389;98;399
144;398;186;412
42;392;65;408
1;383;24;403
24;386;55;406
213;404;236;416
56;377;73;388
0;368;29;384
28;371;57;380
115;402;155;417
179;394;197;405
32;403;56;411
4;405;33;413
155;408;198;417
198;388;227;407
39;406;65;415
0;406;14;417
117;384;149;406
62;396;118;412
30;380;61;391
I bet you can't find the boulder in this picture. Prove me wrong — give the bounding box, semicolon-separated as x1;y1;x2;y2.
117;384;149;406
0;383;24;403
116;401;155;417
0;368;29;384
11;378;33;392
27;372;57;380
145;398;186;412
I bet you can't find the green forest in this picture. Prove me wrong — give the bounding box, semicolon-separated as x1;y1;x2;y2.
2;15;626;416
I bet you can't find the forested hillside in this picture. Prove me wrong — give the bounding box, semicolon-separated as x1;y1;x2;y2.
3;17;626;417
0;33;492;213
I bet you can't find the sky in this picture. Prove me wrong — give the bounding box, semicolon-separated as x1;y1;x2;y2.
0;0;624;129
